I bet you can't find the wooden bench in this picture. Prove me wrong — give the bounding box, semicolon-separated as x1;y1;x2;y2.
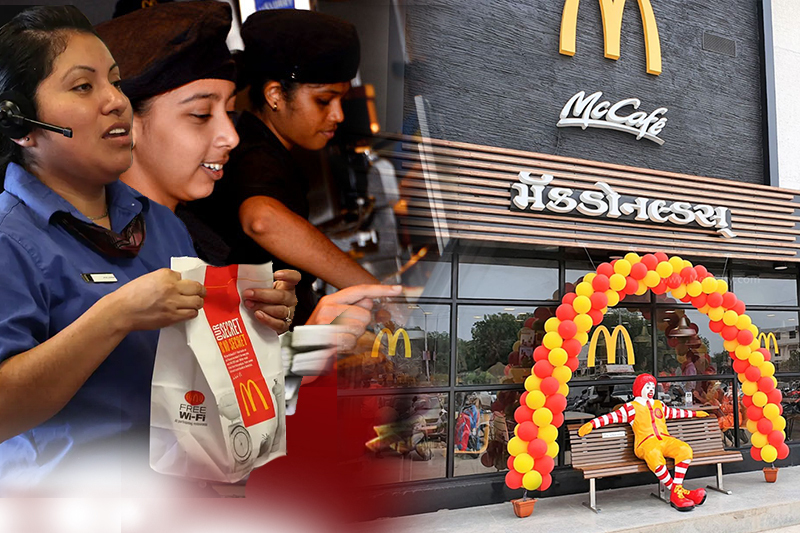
567;416;743;512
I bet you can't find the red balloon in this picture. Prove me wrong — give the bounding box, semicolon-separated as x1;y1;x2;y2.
733;300;746;315
506;470;524;489
744;366;761;382
588;309;604;326
768;389;783;405
551;412;564;427
695;265;709;279
721;325;739;341
540;377;559;396
666;337;679;348
590;292;608;310
750;446;762;462
722;292;738;309
652;280;668;295
545;394;567;414
558;320;578;339
562;338;582;357
596;262;614;277
732;359;750;374
680;294;692;303
517;421;539;441
707;292;723;308
556;304;577;321
758;376;776;393
524;317;537;329
508;351;520;366
742;395;753;408
691;293;708;308
566;356;580;372
757;418;773;435
778;442;790;460
562;293;577;305
737;330;754;346
758;348;772;361
534;360;555;379
507;456;516;471
624;277;639;295
747;405;763;421
515;405;534;424
539;473;553;491
654;252;669;262
667;273;683;289
533;455;555;475
592;274;610;292
680;267;697;284
709;319;724;333
527;438;547;459
534;346;549;362
768;430;785;448
641;254;658;270
630;262;648;280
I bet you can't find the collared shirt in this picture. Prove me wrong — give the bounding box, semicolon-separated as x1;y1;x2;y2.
0;163;196;490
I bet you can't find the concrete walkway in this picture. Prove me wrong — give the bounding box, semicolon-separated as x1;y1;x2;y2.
356;466;800;533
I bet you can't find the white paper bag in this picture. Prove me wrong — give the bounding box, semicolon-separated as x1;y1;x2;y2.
150;258;285;483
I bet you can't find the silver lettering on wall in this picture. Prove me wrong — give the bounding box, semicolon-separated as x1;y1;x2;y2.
510;172;735;238
557;91;668;145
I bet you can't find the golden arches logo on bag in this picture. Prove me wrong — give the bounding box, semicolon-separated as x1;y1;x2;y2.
371;328;412;358
757;332;780;355
587;325;635;367
559;0;662;75
239;380;270;418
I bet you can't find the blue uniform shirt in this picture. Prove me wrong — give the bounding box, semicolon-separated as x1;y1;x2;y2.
0;163;196;489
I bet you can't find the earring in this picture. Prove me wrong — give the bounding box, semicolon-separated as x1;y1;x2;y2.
24;137;29;141
272;102;278;111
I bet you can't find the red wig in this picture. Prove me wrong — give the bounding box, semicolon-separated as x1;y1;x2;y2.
633;373;657;398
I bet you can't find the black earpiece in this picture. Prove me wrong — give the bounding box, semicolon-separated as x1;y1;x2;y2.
0;91;73;139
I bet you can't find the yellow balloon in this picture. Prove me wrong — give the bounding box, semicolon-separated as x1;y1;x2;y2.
682;259;693;269
749;351;765;367
773;416;787;432
522;470;543;491
644;270;661;288
526;390;546;409
698;304;711;315
533;408;554;427
668;256;684;271
548;348;568;367
545;317;561;333
753;391;768;407
735;345;752;360
508;436;528;456
614;259;632;277
761;361;776;377
762;445;778;463
574;313;593;332
737;372;746;384
552;365;572;384
538;424;558;443
708;307;725;322
609;274;627;292
715;279;729;294
573;295;592;314
546;441;559;458
656;261;673;278
574;332;588;346
558;383;569;397
723;310;739;327
624;252;641;264
723;339;739;353
751;432;767;448
746;419;758;433
543;332;563;350
763;403;780;420
687;281;703;297
576;282;594;298
513;341;521;352
748;324;759;336
772;376;778;388
742;380;758;396
635;280;648;295
701;277;718;294
583;272;597;284
736;314;752;330
606;290;620;307
525;374;542;391
514;453;534;473
671;285;687;298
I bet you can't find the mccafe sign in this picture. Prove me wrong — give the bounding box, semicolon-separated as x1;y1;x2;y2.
509;172;736;238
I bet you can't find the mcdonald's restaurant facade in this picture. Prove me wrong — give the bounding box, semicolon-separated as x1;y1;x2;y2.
325;0;800;517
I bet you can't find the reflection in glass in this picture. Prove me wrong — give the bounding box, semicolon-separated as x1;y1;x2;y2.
401;259;452;298
732;269;798;306
746;311;800;373
780;379;800;442
576;307;653;379
656;308;727;378
453;390;520;476
458;257;558;300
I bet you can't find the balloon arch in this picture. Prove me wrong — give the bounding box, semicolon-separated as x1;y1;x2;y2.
505;252;789;493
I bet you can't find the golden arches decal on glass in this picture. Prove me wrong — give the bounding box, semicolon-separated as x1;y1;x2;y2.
587;324;636;367
757;332;779;355
371;328;412;358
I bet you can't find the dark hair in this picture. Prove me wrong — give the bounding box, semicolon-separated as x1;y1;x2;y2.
0;5;96;180
236;51;299;112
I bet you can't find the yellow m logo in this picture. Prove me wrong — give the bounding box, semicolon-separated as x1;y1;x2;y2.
560;0;662;75
588;325;636;367
371;328;412;358
239;380;269;417
757;332;780;355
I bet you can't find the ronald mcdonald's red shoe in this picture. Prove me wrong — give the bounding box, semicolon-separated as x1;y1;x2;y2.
670;485;695;511
684;487;707;506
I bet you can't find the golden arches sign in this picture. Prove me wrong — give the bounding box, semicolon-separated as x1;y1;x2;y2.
757;332;779;356
587;325;636;367
559;0;662;75
371;328;412;358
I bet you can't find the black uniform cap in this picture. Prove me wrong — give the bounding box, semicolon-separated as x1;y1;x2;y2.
239;9;360;86
96;1;236;103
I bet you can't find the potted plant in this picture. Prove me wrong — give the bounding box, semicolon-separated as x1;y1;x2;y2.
763;464;779;483
512;490;537;518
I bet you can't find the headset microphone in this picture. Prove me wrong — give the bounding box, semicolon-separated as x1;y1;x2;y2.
0;91;73;139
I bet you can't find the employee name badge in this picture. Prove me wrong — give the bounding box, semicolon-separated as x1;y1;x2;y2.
81;272;118;283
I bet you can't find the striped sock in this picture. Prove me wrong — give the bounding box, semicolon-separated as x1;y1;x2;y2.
654;464;673;489
673;460;691;487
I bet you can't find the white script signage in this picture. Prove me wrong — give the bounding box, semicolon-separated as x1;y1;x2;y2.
557;91;668;145
509;173;735;238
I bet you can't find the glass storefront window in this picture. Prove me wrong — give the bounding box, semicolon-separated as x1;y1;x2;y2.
576;307;654;379
731;269;798;307
780;379;800;443
745;311;800;373
655;308;727;378
338;393;448;484
458;257;558;301
456;306;556;385
338;304;451;389
401;259;452;299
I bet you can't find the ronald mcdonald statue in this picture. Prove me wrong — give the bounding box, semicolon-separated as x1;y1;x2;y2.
578;373;709;511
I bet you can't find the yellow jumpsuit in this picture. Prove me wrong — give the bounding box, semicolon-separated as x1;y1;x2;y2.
631;400;693;471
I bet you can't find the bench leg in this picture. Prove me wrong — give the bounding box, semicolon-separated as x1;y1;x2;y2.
650;482;669;503
706;463;732;495
582;478;601;513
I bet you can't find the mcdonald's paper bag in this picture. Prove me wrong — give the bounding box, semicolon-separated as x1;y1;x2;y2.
150;257;286;483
